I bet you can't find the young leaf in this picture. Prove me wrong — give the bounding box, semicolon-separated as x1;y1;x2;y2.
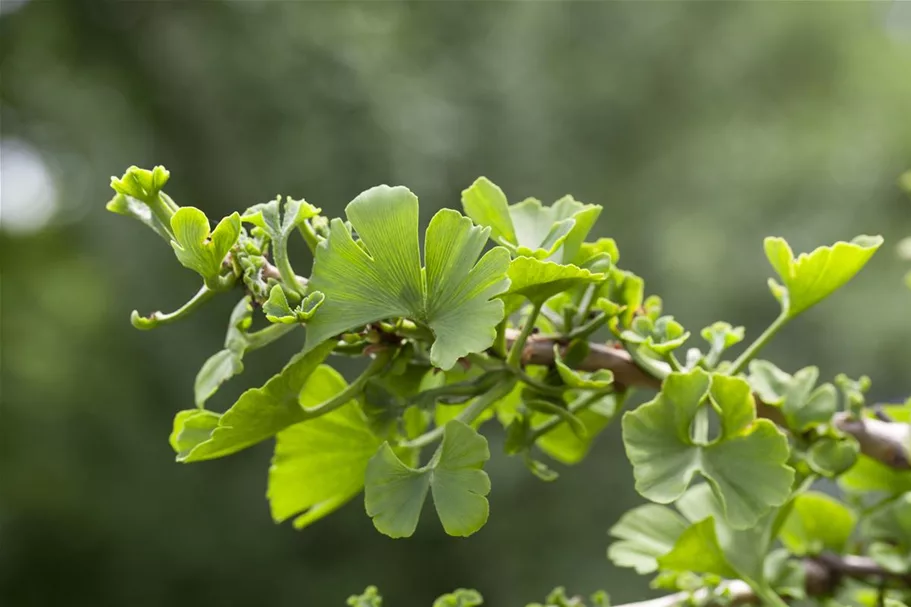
347;586;383;607
304;185;511;370
268;366;382;530
194;297;260;407
432;589;484;607
169;409;220;459
839;454;911;496
607;504;689;574
622;369;794;528
862;493;911;573
537;394;618;465
173;341;335;462
364;420;491;538
461;177;601;262
554;345;614;390
778;491;856;556
169;207;241;288
806;437;859;478
747;361;836;432
657;518;738;579
262;285;325;324
107;165;177;241
504;257;605;305
764;235;883;318
620;315;690;355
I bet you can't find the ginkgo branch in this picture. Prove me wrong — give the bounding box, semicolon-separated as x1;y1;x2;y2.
508;329;911;470
612;553;911;607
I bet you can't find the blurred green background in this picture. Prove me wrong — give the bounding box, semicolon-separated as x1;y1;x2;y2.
2;2;911;606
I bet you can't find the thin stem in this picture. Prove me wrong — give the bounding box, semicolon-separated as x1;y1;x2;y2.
750;584;788;607
508;367;567;397
301;348;394;417
297;220;322;255
401;379;518;450
573;283;597;326
665;353;684;373
274;240;307;298
245;323;297;350
131;285;215;330
565;311;609;341
527;390;606;443
728;311;789;376
507;301;543;367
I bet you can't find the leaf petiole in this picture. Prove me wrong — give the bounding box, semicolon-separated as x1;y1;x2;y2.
527;390;608;443
400;378;518;450
131;284;216;330
301;348;395;418
507;301;543;367
244;323;297;351
728;311;789;376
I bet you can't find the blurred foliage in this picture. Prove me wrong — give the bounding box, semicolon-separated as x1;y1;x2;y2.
1;1;910;606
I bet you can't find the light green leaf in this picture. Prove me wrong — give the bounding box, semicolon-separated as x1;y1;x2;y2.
701;322;745;363
242;195;320;241
669;483;780;588
779;491;856;556
537;394;618;465
622;369;794;528
657;518;738;579
460;177;515;246
268;366;381;530
170;409;220;460
747;361;836;431
554;345;613;390
607;504;689;574
863;492;911;550
432;589;484;607
807;437;859;478
347;586;383;607
461;178;601;262
364;420;491;538
764;235;884;317
173;340;335;462
107;165;178;241
305;186;511;370
169;207;241;287
839;454;911;496
263;284;325;324
194;297;254;407
621;315;690;355
504;257;605;305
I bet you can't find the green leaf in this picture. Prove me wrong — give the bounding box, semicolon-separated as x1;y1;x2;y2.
169;409;220;460
537;394;618;465
764;235;883;318
657;517;739;579
863;492;911;551
107;165;178;241
622;369;794;528
242;195;320;242
263;284;325;324
701;322;745;363
504;257;605;305
460;177;515;246
305;186;511;370
461;177;601;262
347;586;383;607
554;345;614;390
169;207;241;288
607;504;689;574
779;491;856;556
194;297;253;407
173;340;335;462
839;454;911;496
747;361;836;432
268;366;381;530
364;420;491;538
806;437;859;478
620;315;690;355
432;589;484;607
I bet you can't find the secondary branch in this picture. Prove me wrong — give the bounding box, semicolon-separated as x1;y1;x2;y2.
506;330;910;470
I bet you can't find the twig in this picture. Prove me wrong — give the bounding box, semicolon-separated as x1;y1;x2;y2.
505;330;911;470
612;554;906;607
